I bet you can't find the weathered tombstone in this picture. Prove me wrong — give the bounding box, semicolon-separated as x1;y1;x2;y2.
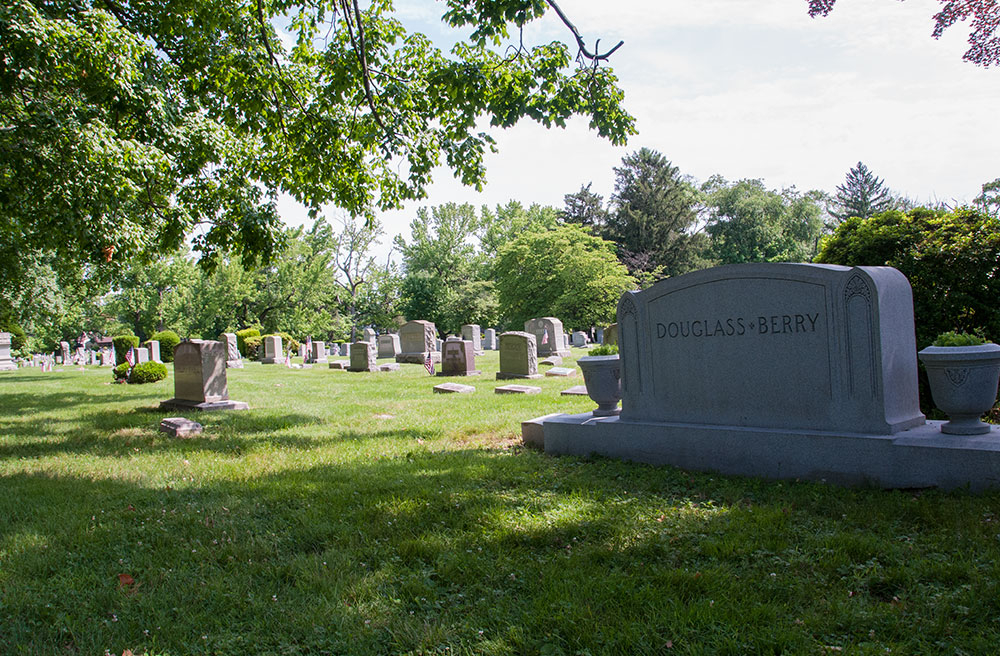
524;317;570;358
561;385;589;396
572;331;588;348
160;339;248;411
328;360;349;370
461;324;484;355
220;333;244;368
60;341;70;364
484;328;497;350
130;347;149;364
523;263;1000;490
0;332;15;371
309;341;328;364
159;417;204;438
101;350;115;367
146;340;162;363
434;382;476;394
604;323;618;346
261;335;282;364
340;343;350;357
349;341;378;372
363;327;377;345
540;356;563;367
298;344;308;360
436;339;443;352
378;363;400;372
330;344;340;356
545;367;577;377
595;327;605;344
438;339;481;377
378;334;400;359
497;331;542;380
396;320;440;364
495;384;541;394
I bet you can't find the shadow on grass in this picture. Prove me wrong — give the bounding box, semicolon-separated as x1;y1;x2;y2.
4;442;990;654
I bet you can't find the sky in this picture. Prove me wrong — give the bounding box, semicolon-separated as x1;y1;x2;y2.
276;0;1000;260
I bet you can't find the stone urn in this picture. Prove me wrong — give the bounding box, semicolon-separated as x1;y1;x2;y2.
918;343;1000;435
578;355;622;417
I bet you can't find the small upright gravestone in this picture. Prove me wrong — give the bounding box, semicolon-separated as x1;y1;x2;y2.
146;340;162;363
396;320;440;364
484;328;497;351
595;327;605;344
378;334;400;359
130;347;149;365
60;341;71;364
438;339;481;377
461;324;484;355
298;344;308;360
0;332;15;371
101;349;115;367
524;317;571;358
160;340;248;411
220;333;244;368
604;323;618;346
261;335;282;364
497;331;542;380
349;341;378;372
363;327;377;345
309;341;328;364
571;331;588;348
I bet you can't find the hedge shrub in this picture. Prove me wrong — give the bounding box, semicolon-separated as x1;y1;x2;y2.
130;361;168;384
112;363;130;381
112;335;139;363
235;328;261;357
150;330;181;362
244;335;263;361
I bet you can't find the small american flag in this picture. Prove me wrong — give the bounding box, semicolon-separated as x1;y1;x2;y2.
424;352;435;375
285;351;292;367
542;328;549;345
125;348;135;368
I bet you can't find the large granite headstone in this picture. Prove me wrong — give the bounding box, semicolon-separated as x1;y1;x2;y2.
220;333;244;368
438;339;481;377
378;334;400;359
0;332;15;371
524;317;570;358
461;324;484;355
524;263;1000;490
161;340;248;411
261;335;282;364
484;328;497;351
396;320;440;364
349;341;378;372
497;331;541;380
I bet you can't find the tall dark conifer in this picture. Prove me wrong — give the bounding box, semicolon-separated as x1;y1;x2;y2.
830;161;894;221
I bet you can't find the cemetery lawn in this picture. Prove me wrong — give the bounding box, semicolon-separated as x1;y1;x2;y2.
3;355;1000;656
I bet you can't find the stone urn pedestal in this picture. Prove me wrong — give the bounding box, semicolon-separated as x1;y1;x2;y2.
578;355;622;417
918;343;1000;435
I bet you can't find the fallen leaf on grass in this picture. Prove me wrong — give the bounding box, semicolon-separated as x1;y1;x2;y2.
117;573;135;588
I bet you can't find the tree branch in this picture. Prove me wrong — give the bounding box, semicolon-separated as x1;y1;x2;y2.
543;0;624;62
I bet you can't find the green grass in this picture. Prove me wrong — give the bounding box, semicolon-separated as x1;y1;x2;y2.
3;353;1000;655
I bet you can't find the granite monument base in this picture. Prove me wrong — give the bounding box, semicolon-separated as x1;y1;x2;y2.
525;413;1000;491
160;398;249;412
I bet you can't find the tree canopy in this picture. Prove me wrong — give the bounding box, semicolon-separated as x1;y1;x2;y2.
494;223;635;330
0;0;635;289
807;0;1000;67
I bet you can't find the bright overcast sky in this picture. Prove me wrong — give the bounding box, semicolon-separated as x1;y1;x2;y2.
277;0;999;258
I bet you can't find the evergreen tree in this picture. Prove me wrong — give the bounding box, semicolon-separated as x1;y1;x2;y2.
830;162;895;222
561;183;609;229
604;148;707;283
